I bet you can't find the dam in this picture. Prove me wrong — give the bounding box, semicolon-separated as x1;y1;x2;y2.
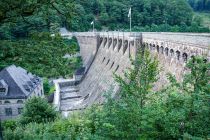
53;32;210;116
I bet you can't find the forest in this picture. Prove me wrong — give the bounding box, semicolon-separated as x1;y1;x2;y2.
0;0;210;40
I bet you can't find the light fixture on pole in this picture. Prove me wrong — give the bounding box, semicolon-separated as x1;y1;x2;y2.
128;7;132;32
91;21;94;32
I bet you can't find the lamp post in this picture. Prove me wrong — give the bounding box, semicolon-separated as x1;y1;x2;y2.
128;7;132;32
91;21;94;32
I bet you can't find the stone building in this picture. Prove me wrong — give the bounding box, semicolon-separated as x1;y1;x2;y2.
0;65;44;120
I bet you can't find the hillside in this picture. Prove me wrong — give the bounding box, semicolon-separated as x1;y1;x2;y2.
0;0;209;39
0;33;82;78
68;0;210;32
195;12;210;29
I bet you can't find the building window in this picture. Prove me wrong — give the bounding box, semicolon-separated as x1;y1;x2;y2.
5;108;12;116
18;108;23;114
4;100;10;104
17;100;23;104
0;88;6;93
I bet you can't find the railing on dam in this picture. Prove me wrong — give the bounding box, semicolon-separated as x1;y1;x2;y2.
61;31;210;47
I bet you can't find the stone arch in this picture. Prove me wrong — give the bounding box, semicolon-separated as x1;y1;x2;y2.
99;37;103;46
4;100;10;104
118;39;122;52
152;44;156;50
191;55;195;59
165;48;169;56
183;53;188;62
149;43;153;50
130;41;134;46
104;37;107;47
176;51;181;60
160;46;164;54
190;55;195;62
108;38;112;48
145;43;149;49
157;45;160;53
170;49;174;57
123;40;128;55
113;38;117;50
17;100;23;104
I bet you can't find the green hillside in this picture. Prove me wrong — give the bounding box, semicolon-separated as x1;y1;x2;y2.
0;0;209;40
195;12;210;29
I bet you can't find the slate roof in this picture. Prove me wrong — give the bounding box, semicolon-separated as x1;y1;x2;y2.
0;65;41;99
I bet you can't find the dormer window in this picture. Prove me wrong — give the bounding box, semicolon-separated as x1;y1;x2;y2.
0;88;6;93
23;85;32;92
0;79;8;95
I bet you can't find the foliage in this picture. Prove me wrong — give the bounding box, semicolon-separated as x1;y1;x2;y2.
66;0;209;32
194;12;210;30
43;78;55;96
0;32;82;78
2;53;209;140
84;55;209;139
132;23;210;32
80;0;190;30
0;0;209;39
0;0;75;39
2;120;17;131
3;113;93;140
19;97;57;125
43;78;51;95
85;48;160;139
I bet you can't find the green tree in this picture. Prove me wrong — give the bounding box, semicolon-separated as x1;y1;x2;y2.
91;48;159;139
20;97;57;124
183;56;210;137
153;56;210;139
0;0;75;39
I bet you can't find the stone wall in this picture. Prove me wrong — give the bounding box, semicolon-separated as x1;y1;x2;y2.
0;99;25;120
141;32;210;90
0;83;44;120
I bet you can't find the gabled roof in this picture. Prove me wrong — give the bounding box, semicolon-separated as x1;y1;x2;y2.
0;65;41;99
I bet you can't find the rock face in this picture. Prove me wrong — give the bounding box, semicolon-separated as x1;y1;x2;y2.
54;32;210;116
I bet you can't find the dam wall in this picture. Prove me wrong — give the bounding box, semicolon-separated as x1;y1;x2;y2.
56;32;210;115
